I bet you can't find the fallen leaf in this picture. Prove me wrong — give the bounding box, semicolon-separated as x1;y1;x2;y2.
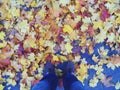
0;31;5;40
59;0;70;6
115;81;120;90
52;55;59;61
9;7;20;17
107;62;116;70
110;56;120;64
65;43;73;53
0;59;11;67
88;45;94;54
0;41;7;48
89;76;99;87
100;8;110;21
101;76;114;87
76;64;88;83
115;16;120;24
63;25;73;34
69;31;78;40
0;84;4;90
93;21;103;29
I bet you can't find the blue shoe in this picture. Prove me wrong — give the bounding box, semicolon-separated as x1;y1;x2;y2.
43;62;55;76
62;61;75;74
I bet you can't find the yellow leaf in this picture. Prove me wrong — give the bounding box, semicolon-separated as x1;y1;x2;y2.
59;55;67;62
115;81;120;90
6;12;13;19
24;38;36;49
22;69;28;78
29;40;36;48
53;55;59;61
0;84;4;90
34;63;39;69
26;11;34;20
18;20;29;33
69;31;78;40
37;10;45;19
102;51;108;57
31;0;36;7
107;0;117;3
0;31;5;40
76;64;88;83
116;36;120;43
9;7;20;17
89;77;99;87
115;16;120;24
2;0;8;2
39;39;45;46
0;41;7;48
93;21;103;29
80;64;88;74
98;46;108;57
0;25;3;30
65;43;73;53
19;57;28;67
7;79;16;86
4;21;10;29
55;68;63;77
63;25;73;34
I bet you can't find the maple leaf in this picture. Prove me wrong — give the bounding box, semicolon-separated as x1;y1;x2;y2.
100;8;110;21
76;64;88;83
115;81;120;90
101;76;114;87
0;31;5;40
59;0;70;6
89;76;99;87
93;21;103;29
63;25;73;34
65;43;73;53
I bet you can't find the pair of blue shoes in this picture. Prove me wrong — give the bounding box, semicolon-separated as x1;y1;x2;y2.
32;61;84;90
42;61;76;90
43;61;75;78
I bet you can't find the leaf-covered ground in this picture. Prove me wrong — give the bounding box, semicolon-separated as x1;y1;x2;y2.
0;0;120;90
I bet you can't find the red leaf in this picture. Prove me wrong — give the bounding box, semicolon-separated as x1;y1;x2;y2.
0;59;11;66
75;21;83;30
86;26;94;36
41;20;48;26
99;3;105;9
100;8;110;21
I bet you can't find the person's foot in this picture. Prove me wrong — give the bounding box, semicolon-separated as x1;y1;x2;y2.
56;61;75;78
43;61;75;77
62;61;75;74
43;61;55;75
